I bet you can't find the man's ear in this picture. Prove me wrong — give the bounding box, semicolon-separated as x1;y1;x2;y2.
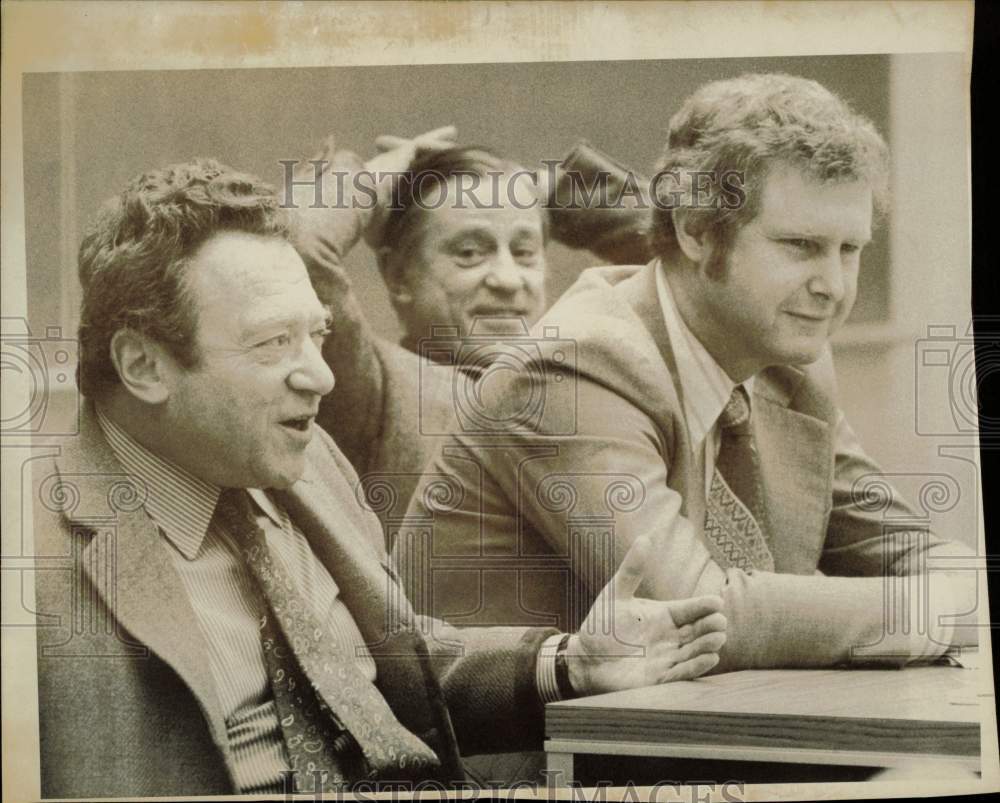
108;329;173;405
377;247;413;308
671;208;710;264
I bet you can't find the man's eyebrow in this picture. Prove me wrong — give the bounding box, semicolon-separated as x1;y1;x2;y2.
767;228;872;244
510;225;543;239
443;228;495;245
766;227;823;239
241;308;330;337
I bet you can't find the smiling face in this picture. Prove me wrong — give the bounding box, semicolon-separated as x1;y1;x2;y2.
160;232;335;489
389;174;547;341
678;162;873;381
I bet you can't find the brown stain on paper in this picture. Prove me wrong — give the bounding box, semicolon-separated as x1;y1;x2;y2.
161;4;279;59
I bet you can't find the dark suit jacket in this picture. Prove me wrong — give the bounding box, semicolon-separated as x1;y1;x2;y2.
34;403;552;798
401;261;970;670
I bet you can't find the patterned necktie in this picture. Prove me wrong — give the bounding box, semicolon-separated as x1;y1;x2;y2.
261;604;354;793
214;489;439;790
703;386;775;572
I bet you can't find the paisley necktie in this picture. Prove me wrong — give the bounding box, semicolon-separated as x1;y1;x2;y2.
214;489;439;790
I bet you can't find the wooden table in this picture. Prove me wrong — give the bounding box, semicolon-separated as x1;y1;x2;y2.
545;652;989;784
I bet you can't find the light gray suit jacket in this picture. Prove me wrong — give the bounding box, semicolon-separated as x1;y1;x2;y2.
401;261;969;670
34;403;553;798
295;144;651;548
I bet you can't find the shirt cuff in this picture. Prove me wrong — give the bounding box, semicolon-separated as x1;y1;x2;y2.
536;633;565;704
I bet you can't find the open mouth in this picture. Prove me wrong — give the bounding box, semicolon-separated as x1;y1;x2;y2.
280;416;313;433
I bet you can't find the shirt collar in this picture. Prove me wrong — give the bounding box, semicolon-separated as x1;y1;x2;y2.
655;262;754;451
96;408;221;560
247;488;286;531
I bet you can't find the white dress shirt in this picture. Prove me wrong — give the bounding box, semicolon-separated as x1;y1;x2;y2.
655;261;755;493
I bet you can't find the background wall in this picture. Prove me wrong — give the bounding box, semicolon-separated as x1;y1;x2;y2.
23;54;894;338
20;53;977;546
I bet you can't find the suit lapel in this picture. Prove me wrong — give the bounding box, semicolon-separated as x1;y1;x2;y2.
617;264;832;567
618;261;703;518
753;368;833;572
277;450;465;778
54;407;231;761
275;453;408;644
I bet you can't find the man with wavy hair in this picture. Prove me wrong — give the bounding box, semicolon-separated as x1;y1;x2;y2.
33;158;725;797
406;73;977;671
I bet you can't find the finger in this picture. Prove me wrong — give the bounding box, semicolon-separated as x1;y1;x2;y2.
659;652;719;682
664;594;724;627
413;124;457;142
375;126;457;152
611;535;652;601
306;134;338;162
313;241;341;269
374;135;411;151
413;140;458;157
679;630;727;659
678;612;727;644
534;168;551;202
649;629;725;664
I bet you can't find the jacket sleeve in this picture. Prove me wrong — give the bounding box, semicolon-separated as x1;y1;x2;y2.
417;615;556;754
402;366;971;673
314;424;556;756
288;140;386;478
547;140;654;265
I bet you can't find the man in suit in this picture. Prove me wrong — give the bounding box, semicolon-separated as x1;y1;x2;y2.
403;73;977;670
32;159;725;798
289;131;650;540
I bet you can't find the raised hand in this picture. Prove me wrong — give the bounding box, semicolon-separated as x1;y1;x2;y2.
367;125;458;172
565;535;727;696
362;125;458;247
286;138;372;309
288;126;456;284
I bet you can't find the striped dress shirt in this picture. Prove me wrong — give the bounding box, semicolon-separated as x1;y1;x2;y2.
96;410;376;793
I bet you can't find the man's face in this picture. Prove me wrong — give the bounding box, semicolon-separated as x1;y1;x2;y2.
688;162;872;380
398;174;547;340
162;232;334;490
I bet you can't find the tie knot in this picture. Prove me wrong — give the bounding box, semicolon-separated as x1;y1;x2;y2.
719;385;751;431
214;488;262;545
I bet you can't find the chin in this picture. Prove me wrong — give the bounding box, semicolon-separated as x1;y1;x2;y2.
776;328;831;359
764;339;825;368
259;463;306;491
463;316;529;337
785;345;826;366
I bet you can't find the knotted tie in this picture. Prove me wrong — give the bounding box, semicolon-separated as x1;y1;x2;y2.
213;489;439;790
703;386;775;572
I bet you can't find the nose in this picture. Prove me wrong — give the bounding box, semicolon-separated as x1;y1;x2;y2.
807;250;846;304
288;337;335;397
483;250;527;294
